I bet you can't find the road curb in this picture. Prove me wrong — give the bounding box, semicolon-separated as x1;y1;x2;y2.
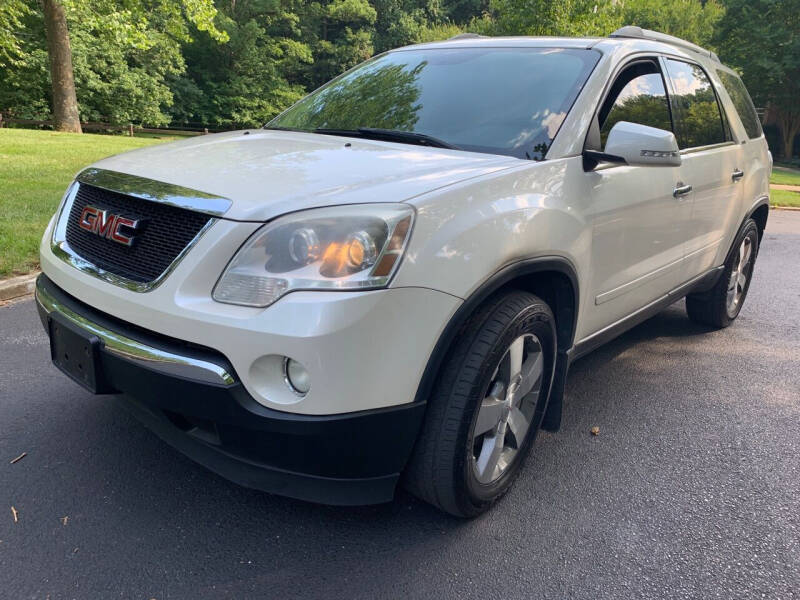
772;206;800;212
0;271;39;301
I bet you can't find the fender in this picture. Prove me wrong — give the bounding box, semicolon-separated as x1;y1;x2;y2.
412;256;580;432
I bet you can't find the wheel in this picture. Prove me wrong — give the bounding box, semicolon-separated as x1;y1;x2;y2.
404;290;556;517
686;219;759;328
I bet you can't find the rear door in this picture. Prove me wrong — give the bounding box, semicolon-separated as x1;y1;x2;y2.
661;57;743;280
714;68;772;218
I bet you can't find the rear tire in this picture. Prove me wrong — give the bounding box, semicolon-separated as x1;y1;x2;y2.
686;219;759;328
403;290;556;517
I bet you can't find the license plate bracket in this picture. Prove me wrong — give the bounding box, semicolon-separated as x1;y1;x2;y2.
48;312;114;394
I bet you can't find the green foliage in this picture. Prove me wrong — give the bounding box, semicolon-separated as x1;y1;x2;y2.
372;0;446;52
414;21;463;43
170;1;312;127
716;0;800;157
715;0;799;113
618;0;724;47
0;8;55;120
0;0;227;125
298;0;377;89
274;60;423;130
0;0;30;67
480;0;723;42
483;0;621;37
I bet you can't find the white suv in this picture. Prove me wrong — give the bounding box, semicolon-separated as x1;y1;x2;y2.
37;27;770;516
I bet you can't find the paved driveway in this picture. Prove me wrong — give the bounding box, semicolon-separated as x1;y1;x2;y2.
2;212;799;599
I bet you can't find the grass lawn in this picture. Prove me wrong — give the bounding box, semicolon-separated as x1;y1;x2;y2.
770;166;800;187
0;128;177;277
770;188;800;208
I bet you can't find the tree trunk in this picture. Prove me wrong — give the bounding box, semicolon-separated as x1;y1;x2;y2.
42;0;81;133
782;122;799;160
774;107;800;160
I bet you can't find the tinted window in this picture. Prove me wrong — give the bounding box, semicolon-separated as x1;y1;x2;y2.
664;59;727;149
268;48;600;160
717;70;763;139
599;64;672;148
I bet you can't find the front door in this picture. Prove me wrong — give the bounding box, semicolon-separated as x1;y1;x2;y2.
577;58;690;339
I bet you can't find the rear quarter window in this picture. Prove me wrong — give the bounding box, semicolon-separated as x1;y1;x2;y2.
716;70;763;139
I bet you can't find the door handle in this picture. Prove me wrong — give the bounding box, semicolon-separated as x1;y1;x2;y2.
673;183;692;198
732;169;744;181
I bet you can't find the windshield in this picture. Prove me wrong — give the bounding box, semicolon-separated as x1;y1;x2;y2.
267;47;600;160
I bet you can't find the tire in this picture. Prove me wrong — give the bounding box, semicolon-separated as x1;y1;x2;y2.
403;290;557;517
686;218;760;328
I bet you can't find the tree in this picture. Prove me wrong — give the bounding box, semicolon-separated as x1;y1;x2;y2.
0;0;228;131
172;0;312;127
617;0;723;48
42;0;81;132
298;0;377;90
473;0;723;42
716;0;800;159
476;0;621;38
371;0;445;53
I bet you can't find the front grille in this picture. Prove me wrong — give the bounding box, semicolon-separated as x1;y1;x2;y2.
64;183;212;283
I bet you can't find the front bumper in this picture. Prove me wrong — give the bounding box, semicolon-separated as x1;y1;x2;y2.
35;274;426;505
39;212;459;415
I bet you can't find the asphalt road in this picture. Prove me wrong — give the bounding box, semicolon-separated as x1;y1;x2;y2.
2;212;799;600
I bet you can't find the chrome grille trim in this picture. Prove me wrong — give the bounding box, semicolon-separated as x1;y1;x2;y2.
51;178;218;293
76;168;232;217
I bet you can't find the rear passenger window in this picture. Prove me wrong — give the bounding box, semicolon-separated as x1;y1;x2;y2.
717;70;763;139
664;59;728;149
599;62;673;148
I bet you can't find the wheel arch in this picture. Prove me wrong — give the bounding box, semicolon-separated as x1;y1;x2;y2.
722;195;769;268
749;199;769;243
412;256;579;406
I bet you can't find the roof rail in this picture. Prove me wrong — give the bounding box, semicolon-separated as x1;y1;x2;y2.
609;26;719;62
448;33;486;40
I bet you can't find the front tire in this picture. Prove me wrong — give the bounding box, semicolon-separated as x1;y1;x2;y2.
686;219;759;328
404;290;556;517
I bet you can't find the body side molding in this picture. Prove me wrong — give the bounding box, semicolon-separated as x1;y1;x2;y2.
571;265;724;361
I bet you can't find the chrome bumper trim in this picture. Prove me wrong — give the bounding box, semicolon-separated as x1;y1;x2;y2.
36;277;235;386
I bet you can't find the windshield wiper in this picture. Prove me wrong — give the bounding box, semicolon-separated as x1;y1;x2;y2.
314;127;461;150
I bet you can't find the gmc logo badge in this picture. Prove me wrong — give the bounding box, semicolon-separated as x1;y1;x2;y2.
78;205;142;247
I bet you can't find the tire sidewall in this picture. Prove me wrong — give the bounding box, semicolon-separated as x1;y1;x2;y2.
457;300;557;512
723;220;760;322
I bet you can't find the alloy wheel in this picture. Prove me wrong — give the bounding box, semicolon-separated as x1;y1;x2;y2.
726;236;753;317
470;333;544;485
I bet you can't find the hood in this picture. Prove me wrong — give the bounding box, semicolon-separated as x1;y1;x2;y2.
89;129;519;221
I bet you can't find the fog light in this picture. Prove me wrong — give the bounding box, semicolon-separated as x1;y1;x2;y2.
283;357;310;395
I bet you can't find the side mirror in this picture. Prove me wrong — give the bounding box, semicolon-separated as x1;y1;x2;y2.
583;121;681;170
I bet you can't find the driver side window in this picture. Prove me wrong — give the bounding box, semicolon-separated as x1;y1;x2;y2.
599;62;673;149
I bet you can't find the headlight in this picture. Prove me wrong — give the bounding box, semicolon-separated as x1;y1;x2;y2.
213;204;414;307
